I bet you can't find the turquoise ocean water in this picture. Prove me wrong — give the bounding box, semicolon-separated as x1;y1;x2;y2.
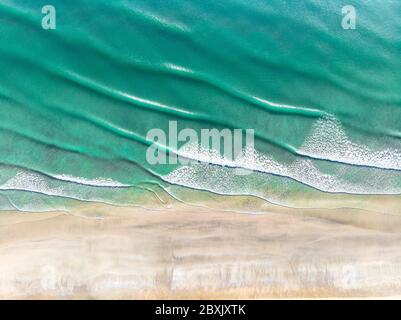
0;0;400;212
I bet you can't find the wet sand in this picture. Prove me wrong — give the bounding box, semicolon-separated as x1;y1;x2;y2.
1;203;401;299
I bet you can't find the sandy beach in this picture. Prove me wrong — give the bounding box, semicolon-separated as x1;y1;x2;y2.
1;202;401;299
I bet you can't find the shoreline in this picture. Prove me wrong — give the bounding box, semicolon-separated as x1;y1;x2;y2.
1;203;401;299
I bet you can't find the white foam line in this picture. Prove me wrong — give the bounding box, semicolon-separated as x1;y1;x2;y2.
299;117;401;170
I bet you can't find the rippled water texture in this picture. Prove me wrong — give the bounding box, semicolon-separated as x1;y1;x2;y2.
0;0;400;212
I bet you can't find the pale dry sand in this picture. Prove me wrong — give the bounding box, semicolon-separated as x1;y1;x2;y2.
1;203;401;299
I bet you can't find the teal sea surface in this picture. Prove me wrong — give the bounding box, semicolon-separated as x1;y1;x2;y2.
0;0;401;212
